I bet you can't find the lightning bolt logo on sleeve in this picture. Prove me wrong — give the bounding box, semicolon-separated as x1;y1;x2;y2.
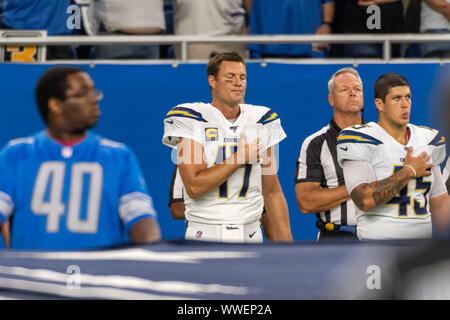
337;130;383;145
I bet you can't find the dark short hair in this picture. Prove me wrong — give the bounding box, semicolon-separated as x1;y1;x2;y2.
374;72;410;102
35;66;84;124
206;51;246;78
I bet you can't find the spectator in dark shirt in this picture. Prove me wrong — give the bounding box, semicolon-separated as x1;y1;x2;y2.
331;0;406;58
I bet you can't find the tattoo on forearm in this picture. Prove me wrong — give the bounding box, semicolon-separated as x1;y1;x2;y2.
372;169;411;207
352;168;411;211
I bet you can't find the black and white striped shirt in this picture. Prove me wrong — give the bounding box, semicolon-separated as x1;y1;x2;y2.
169;166;185;206
295;119;356;226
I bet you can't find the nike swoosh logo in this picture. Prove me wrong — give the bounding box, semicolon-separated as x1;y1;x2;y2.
340;146;348;151
166;119;174;124
249;231;257;238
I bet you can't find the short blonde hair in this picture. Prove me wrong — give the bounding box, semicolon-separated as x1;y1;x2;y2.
328;67;363;95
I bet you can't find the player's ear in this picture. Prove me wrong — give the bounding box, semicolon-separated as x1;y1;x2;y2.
208;75;216;89
374;98;383;113
48;97;63;117
328;93;334;107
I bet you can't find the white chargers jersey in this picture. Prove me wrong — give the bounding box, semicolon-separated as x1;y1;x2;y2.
337;122;446;240
162;102;286;224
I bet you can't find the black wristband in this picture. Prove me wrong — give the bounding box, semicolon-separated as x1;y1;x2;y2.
322;21;332;27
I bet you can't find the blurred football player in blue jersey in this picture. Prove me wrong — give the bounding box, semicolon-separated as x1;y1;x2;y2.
0;66;161;250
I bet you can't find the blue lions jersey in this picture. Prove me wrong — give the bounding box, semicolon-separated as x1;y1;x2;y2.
0;130;157;250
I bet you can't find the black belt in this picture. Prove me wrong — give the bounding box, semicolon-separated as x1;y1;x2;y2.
316;220;356;234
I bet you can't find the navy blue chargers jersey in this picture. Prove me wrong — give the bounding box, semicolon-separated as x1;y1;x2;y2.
0;131;157;250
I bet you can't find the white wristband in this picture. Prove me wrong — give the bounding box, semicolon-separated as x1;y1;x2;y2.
403;164;416;178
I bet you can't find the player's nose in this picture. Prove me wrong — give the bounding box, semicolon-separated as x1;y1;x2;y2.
401;97;410;107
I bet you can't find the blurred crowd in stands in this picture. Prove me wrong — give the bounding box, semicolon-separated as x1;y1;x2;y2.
0;0;449;60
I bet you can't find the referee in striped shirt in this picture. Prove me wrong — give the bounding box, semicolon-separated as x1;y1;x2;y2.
295;67;364;241
169;166;186;220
